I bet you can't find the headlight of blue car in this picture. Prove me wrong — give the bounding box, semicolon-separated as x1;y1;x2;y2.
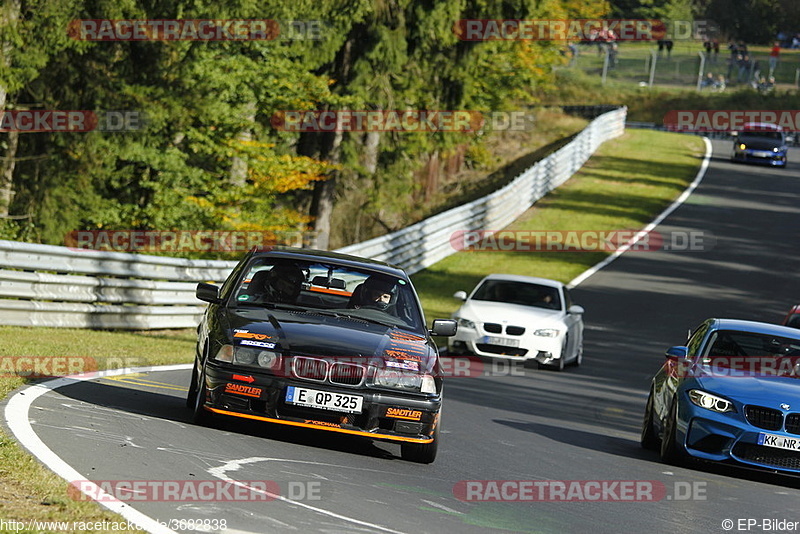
688;389;736;413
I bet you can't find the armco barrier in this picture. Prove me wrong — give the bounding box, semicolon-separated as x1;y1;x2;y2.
0;107;625;328
338;106;627;273
0;241;235;328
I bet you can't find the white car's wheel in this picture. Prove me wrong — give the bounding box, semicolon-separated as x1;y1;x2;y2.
572;339;583;367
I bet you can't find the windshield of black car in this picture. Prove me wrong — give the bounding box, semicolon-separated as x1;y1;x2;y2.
700;330;800;372
230;258;425;332
739;131;783;141
471;280;561;310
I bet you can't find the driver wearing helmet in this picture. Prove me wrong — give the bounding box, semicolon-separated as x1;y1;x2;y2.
262;263;305;304
350;275;396;311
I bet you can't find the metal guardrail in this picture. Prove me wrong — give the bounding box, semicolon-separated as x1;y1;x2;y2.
0;107;626;329
0;241;235;329
338;107;627;274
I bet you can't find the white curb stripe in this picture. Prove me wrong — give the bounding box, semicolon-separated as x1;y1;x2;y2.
4;364;192;534
568;136;713;288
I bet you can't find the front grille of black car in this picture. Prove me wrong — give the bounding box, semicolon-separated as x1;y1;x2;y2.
786;414;800;435
745;406;784;431
290;356;366;387
483;323;502;333
475;344;528;357
733;443;800;470
292;357;327;382
506;326;526;336
329;362;365;385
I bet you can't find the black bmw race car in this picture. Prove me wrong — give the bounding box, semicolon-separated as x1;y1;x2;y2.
187;247;456;463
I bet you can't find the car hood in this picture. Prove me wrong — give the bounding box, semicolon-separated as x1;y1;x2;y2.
223;307;435;371
696;374;800;405
457;299;563;327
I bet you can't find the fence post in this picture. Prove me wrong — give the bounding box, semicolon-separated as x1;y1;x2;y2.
696;51;706;91
649;49;658;87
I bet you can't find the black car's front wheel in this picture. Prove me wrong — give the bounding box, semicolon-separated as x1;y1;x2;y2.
192;366;212;425
401;418;440;464
186;360;199;409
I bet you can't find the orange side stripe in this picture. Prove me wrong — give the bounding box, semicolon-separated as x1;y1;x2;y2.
206;407;433;443
308;286;353;296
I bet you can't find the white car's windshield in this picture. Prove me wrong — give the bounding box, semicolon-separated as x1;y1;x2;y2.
471;280;561;310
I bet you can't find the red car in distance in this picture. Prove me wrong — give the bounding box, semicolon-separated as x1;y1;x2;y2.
782;305;800;329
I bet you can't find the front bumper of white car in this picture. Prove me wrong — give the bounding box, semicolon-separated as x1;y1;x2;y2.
448;321;564;363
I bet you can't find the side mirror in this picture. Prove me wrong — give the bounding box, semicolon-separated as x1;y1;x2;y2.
568;305;584;315
665;345;689;360
453;291;467;301
196;282;221;304
430;319;458;337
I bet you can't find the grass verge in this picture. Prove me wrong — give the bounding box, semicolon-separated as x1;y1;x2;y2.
0;128;705;531
0;328;194;532
412;129;707;320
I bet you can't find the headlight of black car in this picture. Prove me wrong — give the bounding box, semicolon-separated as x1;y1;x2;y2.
214;344;281;370
371;368;437;394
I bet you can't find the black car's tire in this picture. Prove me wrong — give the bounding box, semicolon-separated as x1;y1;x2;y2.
641;388;659;450
192;367;212;425
186;361;199;409
401;419;440;464
659;398;685;465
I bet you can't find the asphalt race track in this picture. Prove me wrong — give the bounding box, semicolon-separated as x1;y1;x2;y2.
5;138;800;534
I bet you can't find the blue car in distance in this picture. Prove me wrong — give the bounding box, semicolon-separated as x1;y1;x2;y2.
730;122;788;167
642;318;800;473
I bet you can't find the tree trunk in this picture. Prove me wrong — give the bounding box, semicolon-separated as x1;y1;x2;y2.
229;101;256;187
0;0;21;112
305;29;359;250
363;131;380;174
0;128;18;217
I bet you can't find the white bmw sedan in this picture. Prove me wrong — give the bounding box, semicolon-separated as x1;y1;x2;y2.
447;274;584;371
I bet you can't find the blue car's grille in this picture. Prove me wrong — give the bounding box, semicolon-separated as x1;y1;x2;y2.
745;406;783;431
733;443;800;471
785;414;800;435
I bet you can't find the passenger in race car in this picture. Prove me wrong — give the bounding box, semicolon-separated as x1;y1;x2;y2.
349;276;396;311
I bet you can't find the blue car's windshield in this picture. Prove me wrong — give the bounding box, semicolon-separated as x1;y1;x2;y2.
701;330;800;374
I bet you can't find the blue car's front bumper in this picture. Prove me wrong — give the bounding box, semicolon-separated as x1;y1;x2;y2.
680;401;800;473
731;149;787;166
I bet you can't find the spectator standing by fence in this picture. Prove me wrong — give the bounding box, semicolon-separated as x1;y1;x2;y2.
769;42;780;77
